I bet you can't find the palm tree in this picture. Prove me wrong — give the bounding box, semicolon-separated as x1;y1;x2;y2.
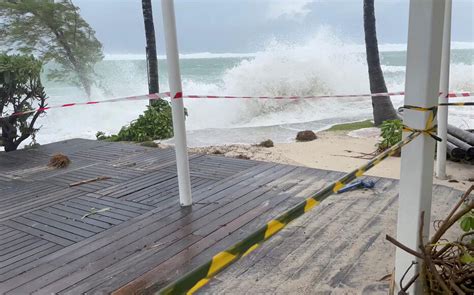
142;0;159;100
364;0;398;126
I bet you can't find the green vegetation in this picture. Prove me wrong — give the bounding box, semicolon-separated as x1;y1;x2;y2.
0;54;47;152
0;0;104;97
377;119;402;151
326;119;374;132
460;209;474;235
96;100;174;142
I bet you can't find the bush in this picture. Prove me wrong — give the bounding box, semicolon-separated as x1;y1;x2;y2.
377;119;402;152
0;54;47;152
97;100;175;142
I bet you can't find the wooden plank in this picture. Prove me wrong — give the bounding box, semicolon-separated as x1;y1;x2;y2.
0;235;37;255
64;200;129;224
0;231;27;244
95;170;178;198
0;188;85;222
28;165;299;293
31;139;111;157
0;227;16;236
102;169;329;293
70;198;141;219
11;216;85;242
50;204;121;227
78;195;152;215
204;179;398;294
0;239;49;263
29;210;103;234
3;220;75;247
0;162;278;293
99;171;326;294
0;244;62;283
22;213;96;238
39;206;112;230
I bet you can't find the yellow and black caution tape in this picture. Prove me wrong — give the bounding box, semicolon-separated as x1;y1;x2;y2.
402;105;442;142
439;102;474;107
159;129;428;295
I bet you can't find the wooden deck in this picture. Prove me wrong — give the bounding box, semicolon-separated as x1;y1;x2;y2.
0;139;463;294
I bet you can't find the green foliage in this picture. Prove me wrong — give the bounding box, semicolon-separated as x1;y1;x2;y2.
0;0;104;96
460;211;474;232
378;119;402;150
97;100;174;142
326;119;374;132
459;205;474;247
0;54;47;152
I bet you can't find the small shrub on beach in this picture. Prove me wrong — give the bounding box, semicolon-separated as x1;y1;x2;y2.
97;100;175;142
377;120;402;155
48;153;71;168
296;130;317;142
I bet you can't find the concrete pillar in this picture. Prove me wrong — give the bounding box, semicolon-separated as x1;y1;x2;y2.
395;0;446;293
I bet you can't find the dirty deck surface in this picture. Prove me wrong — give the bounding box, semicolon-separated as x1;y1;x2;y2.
0;139;463;294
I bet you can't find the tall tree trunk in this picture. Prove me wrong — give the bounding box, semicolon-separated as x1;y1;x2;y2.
142;0;159;104
364;0;398;126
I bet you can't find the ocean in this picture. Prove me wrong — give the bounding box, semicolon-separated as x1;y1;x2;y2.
35;37;474;147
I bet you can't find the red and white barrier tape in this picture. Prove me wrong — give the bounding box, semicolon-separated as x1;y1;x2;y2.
447;91;472;98
1;90;471;119
182;91;473;100
182;91;406;100
1;92;172;118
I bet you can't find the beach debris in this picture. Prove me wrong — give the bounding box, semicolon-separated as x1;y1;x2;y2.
236;154;250;160
48;153;71;168
386;185;474;294
296;130;317;142
258;139;274;148
140;141;159;148
81;207;111;219
69;176;111;187
337;180;375;194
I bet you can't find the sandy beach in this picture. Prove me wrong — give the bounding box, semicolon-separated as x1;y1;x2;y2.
189;128;474;192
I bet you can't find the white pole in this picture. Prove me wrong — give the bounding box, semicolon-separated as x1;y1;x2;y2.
395;0;445;294
161;0;192;206
435;0;452;180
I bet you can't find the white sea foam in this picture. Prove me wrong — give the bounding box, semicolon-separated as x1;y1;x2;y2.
104;42;474;61
104;52;258;61
28;29;474;147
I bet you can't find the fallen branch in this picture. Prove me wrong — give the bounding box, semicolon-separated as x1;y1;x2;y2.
387;185;474;294
69;176;111;187
81;207;111;219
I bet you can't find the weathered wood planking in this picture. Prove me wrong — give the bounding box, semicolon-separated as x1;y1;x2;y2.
0;139;464;295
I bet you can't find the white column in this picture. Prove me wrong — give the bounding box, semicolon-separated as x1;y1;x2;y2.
435;0;452;180
161;0;192;206
395;0;445;294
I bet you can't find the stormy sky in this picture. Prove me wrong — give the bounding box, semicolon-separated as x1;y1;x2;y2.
73;0;474;54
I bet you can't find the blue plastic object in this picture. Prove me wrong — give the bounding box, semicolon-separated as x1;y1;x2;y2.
337;179;375;194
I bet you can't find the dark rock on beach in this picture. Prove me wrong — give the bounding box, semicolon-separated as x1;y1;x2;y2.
258;139;274;148
296;130;317;142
